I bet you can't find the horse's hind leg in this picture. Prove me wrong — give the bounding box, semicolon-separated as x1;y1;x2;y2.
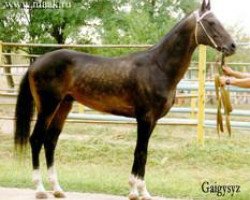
30;95;61;199
44;96;73;198
30;115;49;199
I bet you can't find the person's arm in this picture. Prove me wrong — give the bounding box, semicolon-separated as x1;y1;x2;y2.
220;77;250;88
222;66;250;79
230;78;250;88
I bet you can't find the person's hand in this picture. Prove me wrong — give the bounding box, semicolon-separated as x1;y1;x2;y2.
219;76;227;86
222;65;234;76
219;76;235;86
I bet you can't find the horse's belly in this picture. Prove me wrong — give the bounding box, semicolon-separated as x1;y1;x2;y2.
72;93;135;117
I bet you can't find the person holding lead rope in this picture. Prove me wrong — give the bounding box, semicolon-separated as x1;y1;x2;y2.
220;66;250;88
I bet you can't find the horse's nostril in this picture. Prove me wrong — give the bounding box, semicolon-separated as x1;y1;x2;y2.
231;43;236;50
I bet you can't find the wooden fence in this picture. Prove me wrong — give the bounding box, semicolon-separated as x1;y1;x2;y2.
0;41;250;144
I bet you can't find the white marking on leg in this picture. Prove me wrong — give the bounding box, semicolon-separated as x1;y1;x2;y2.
137;179;151;200
128;175;152;200
48;166;63;192
32;169;47;198
33;169;46;192
128;175;139;199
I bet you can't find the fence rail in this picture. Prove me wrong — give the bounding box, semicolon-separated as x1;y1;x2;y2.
0;42;250;145
1;42;152;48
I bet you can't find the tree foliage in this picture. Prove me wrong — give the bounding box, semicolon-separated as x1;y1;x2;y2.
0;7;25;43
5;0;245;61
0;0;198;45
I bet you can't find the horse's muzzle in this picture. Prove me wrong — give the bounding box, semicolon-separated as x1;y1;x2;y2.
222;42;236;56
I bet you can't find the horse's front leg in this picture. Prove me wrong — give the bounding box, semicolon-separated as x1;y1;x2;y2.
129;116;156;200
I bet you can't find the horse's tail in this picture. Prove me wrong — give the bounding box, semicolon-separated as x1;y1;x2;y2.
14;71;34;151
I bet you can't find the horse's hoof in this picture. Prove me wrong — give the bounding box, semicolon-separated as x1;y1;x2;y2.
54;191;66;198
36;192;48;199
141;196;153;200
128;193;139;200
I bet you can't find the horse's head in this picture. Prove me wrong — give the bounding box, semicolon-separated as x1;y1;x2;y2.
194;0;236;56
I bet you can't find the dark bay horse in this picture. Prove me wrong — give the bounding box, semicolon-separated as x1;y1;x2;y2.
14;0;236;199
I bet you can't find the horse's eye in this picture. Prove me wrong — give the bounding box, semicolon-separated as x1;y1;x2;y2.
213;34;219;39
209;21;216;26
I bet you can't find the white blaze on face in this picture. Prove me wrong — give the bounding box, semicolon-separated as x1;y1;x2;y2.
205;0;209;6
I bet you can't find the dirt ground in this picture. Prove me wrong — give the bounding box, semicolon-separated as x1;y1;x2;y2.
0;187;187;200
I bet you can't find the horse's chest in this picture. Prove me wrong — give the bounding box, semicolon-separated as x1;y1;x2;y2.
160;91;176;117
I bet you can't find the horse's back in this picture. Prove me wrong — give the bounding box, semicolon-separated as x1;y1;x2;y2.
30;49;102;70
28;49;138;117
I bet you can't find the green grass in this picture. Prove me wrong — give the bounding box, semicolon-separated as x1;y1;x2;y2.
0;124;250;200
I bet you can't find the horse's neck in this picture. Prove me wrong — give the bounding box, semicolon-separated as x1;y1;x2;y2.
151;14;197;84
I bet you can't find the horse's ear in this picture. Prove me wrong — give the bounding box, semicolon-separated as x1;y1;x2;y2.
206;0;211;10
201;0;211;12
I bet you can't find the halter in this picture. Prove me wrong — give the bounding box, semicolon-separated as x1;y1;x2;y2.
193;10;218;48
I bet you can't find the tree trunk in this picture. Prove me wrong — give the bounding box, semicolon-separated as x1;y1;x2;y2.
52;24;66;44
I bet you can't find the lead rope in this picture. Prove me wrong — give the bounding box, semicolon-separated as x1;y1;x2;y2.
214;54;233;137
194;11;232;136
